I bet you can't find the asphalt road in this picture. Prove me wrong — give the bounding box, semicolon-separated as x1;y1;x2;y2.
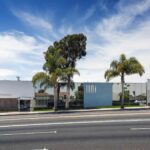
0;110;150;150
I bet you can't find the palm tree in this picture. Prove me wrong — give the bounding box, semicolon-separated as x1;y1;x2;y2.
32;46;66;111
104;54;145;109
62;67;80;109
32;72;57;111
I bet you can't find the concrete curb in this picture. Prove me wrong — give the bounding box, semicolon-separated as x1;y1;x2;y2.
0;106;150;116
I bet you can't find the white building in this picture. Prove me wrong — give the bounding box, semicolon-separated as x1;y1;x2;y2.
0;80;35;111
147;79;150;105
113;83;147;102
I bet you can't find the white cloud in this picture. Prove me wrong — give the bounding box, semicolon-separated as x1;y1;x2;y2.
59;25;74;35
0;31;47;59
13;11;58;39
0;69;17;78
2;0;150;83
96;0;150;40
0;31;50;80
73;0;150;83
79;5;96;23
20;12;53;31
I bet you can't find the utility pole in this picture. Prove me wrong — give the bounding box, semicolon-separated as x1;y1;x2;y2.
16;76;20;81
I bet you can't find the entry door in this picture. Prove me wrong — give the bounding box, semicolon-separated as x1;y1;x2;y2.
20;100;30;111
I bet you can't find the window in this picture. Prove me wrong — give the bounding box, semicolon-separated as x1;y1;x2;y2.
86;84;96;94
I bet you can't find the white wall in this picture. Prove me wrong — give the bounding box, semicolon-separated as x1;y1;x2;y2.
35;82;82;97
147;79;150;104
0;80;34;98
113;83;147;101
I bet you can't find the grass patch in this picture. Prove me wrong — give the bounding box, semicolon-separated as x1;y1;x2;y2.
96;106;120;109
34;107;53;112
96;105;145;109
124;105;144;107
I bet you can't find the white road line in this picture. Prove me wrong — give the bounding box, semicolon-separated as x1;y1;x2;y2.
0;131;57;136
0;112;150;122
1;118;150;128
131;128;150;131
32;148;48;150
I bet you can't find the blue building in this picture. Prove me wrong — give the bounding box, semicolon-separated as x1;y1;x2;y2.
84;83;113;108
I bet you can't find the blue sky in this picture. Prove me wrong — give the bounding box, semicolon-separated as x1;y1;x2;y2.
0;0;150;82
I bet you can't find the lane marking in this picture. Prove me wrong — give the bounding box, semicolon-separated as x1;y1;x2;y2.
32;148;48;150
33;148;48;150
0;131;56;136
1;118;150;128
131;128;150;131
1;112;150;122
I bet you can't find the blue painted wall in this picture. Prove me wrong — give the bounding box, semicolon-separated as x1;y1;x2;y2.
84;83;112;108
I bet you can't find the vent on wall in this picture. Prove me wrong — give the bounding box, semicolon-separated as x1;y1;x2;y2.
86;84;96;94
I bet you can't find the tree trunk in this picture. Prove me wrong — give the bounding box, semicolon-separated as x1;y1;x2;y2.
121;74;125;109
57;84;60;103
65;76;71;109
53;84;58;111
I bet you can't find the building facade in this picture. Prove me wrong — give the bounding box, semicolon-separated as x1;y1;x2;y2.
0;80;34;111
31;81;149;109
113;83;147;102
0;80;149;111
84;83;112;108
147;79;150;105
84;82;147;108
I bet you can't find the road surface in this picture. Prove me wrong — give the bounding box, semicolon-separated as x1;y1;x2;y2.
0;110;150;150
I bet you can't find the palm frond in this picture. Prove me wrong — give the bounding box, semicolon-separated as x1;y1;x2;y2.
125;57;145;76
119;53;126;63
40;77;53;89
110;60;119;69
32;72;49;86
104;69;120;81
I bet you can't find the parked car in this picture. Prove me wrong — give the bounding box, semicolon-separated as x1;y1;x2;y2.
134;100;146;105
134;100;141;104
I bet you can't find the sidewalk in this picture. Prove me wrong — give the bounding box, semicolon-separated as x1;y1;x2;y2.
0;106;150;116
